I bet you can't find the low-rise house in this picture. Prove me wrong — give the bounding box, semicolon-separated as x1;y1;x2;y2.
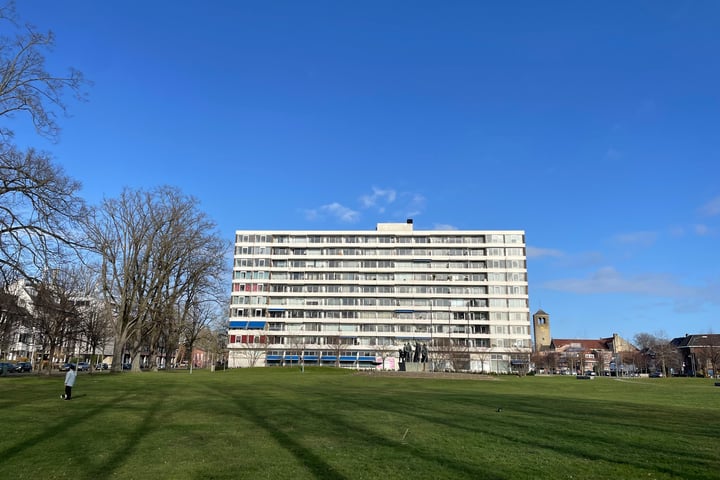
537;333;638;374
671;334;720;377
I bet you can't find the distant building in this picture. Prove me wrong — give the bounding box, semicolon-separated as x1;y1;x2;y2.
532;309;551;351
227;221;530;372
549;334;638;374
671;334;720;377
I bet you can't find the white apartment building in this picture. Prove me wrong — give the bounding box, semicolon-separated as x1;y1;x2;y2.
227;221;531;373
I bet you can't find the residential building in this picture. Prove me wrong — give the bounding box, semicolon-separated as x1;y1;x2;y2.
671;334;720;377
227;221;530;372
544;334;638;374
3;278;113;367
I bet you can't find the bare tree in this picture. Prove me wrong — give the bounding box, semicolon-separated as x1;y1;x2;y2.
237;333;269;368
0;3;89;283
327;336;351;367
634;331;681;376
31;269;83;374
0;1;87;142
0;276;31;357
86;186;228;372
0;147;88;282
287;334;307;370
180;301;221;373
433;337;470;372
203;322;228;370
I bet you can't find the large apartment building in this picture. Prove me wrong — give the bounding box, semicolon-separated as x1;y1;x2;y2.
227;221;530;373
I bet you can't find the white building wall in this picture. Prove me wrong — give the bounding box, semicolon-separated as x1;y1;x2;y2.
227;222;530;372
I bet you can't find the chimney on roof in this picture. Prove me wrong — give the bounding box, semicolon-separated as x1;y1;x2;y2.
406;218;413;224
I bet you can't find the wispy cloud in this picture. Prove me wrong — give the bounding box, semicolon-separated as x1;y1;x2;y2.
305;186;425;224
400;192;426;218
433;223;458;230
611;231;658;247
526;246;563;258
604;148;622;161
304;202;360;223
360;187;397;212
541;266;719;306
694;224;710;236
543;267;680;296
699;196;720;217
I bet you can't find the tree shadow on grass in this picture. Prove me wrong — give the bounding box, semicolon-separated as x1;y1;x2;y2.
202;382;501;480
203;383;348;480
83;395;166;479
0;401;106;460
318;386;713;479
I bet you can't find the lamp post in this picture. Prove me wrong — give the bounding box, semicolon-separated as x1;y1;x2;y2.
428;301;433;372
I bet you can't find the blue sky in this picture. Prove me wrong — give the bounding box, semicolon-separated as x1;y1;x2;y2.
11;1;720;341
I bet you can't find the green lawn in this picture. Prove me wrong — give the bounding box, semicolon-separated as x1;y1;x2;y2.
1;369;718;479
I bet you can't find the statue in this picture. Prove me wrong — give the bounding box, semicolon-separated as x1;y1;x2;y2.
421;343;428;363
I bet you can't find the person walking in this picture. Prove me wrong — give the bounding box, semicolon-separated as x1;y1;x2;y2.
61;364;77;400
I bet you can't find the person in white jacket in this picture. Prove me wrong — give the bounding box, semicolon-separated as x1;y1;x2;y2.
61;364;77;400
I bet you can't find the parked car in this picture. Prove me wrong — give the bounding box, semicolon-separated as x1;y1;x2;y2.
0;362;16;373
122;363;132;370
95;363;109;370
14;361;32;372
76;362;91;371
649;371;664;378
59;363;75;371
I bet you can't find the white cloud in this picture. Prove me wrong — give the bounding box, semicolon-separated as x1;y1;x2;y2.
668;225;685;237
306;186;425;224
433;223;458;230
401;193;426;218
694;224;710;236
526;246;563;258
322;203;359;222
611;231;658;246
360;187;396;209
699;196;720;217
542;266;696;299
305;203;360;223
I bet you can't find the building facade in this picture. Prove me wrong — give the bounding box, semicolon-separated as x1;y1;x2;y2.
227;221;530;372
537;333;638;375
671;334;720;377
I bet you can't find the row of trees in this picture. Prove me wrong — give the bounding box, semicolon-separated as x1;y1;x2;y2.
0;2;229;372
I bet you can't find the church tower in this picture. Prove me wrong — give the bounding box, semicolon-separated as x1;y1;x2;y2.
532;309;551;352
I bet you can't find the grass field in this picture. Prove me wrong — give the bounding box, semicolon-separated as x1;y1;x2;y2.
1;368;718;479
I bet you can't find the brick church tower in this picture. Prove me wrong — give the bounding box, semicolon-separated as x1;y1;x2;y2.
532;309;551;352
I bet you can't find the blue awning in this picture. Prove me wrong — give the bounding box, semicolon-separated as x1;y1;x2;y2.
394;309;415;314
339;356;357;362
285;355;299;361
303;355;318;361
266;355;281;361
358;356;377;362
321;356;336;361
268;308;286;312
229;320;267;329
